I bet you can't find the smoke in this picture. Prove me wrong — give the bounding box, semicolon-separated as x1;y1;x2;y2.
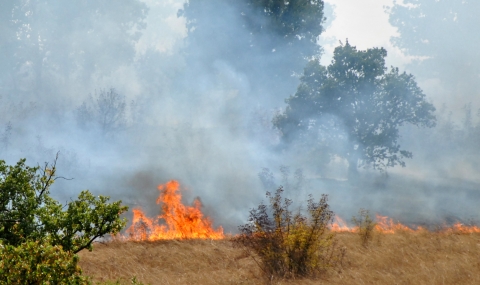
0;0;478;234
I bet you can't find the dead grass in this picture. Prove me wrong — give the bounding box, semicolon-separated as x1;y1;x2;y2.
79;232;480;284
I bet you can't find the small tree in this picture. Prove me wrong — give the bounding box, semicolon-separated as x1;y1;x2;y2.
351;209;376;247
235;187;339;279
76;88;127;136
0;156;128;253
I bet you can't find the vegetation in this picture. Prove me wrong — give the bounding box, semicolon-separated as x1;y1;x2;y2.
76;88;129;135
0;238;89;285
235;187;340;279
0;156;129;283
0;156;128;253
78;232;480;284
351;209;376;247
274;41;436;176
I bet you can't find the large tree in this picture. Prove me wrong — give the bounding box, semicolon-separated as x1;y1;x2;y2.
274;42;436;176
178;0;325;104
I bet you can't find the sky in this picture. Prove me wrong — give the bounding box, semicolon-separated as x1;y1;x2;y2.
320;0;411;68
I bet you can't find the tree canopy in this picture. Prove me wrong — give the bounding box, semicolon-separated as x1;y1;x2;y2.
274;42;436;175
0;157;128;253
178;0;325;104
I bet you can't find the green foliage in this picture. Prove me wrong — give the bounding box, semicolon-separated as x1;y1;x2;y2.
236;187;340;279
0;157;128;253
351;209;376;247
274;41;436;174
0;238;90;285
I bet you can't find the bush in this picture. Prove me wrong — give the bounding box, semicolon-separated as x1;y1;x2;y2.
0;239;90;284
351;208;376;247
0;156;128;253
235;187;340;279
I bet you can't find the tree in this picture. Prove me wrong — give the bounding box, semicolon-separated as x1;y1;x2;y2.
0;156;128;253
274;42;436;176
76;88;127;136
178;0;325;104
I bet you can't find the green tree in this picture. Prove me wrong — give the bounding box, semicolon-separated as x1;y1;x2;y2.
0;156;128;253
274;42;436;176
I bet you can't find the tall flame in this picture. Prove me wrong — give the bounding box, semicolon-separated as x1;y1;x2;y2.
125;180;224;240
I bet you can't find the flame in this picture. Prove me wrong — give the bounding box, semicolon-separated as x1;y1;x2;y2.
444;222;480;234
125;180;224;240
331;216;356;232
374;214;415;233
330;214;479;234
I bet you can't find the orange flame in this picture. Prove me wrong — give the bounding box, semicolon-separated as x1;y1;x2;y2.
125;180;224;240
331;216;356;232
444;222;480;234
330;214;479;234
374;214;417;233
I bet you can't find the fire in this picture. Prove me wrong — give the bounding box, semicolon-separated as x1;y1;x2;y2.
374;214;416;233
330;214;480;234
125;180;224;240
331;216;355;232
445;223;480;234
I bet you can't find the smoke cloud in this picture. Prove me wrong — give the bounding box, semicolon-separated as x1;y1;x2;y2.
0;0;478;233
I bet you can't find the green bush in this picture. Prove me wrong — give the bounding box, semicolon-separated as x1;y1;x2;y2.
0;156;130;283
351;208;376;247
0;239;90;284
0;157;128;253
235;187;340;279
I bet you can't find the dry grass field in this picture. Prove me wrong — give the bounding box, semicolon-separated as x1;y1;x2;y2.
79;231;480;285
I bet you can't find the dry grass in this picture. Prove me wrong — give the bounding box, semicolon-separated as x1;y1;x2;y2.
79;232;480;285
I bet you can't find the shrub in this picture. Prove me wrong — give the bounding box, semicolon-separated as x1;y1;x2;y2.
0;239;90;284
351;208;376;247
235;187;339;279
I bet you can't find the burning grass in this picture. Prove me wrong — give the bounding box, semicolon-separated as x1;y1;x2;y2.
79;231;480;284
84;181;480;284
122;180;224;241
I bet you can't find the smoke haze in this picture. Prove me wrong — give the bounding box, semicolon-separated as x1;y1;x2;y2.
0;0;479;233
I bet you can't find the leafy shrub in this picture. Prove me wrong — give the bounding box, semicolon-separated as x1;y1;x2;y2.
235;187;340;279
351;208;376;247
0;239;90;285
0;156;128;253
